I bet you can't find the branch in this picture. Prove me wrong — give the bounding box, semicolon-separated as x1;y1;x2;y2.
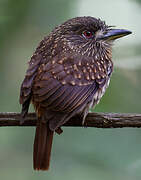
0;112;141;128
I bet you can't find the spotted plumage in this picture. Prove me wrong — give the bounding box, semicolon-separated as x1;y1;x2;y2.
19;16;131;171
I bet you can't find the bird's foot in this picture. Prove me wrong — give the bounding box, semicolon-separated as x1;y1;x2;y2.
20;116;25;125
55;127;63;135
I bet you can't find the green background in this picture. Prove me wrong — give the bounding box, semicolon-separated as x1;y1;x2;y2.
0;0;141;179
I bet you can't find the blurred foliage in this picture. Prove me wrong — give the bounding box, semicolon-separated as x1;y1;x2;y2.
0;0;31;49
134;0;141;5
0;0;141;180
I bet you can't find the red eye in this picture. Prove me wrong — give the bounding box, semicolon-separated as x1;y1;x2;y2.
82;30;94;39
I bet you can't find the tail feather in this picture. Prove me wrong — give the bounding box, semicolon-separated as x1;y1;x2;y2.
33;118;54;170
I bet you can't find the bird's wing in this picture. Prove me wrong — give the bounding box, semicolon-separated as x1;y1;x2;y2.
32;54;108;129
19;53;42;117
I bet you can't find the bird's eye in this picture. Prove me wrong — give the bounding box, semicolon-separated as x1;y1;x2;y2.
82;30;94;39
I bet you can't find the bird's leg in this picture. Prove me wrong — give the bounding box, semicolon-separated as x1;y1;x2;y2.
82;114;88;127
81;105;90;127
77;112;88;127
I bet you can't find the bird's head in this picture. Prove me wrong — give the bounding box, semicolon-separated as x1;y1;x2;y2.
53;16;131;59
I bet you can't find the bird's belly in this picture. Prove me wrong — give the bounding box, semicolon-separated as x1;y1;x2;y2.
78;78;110;124
89;78;110;109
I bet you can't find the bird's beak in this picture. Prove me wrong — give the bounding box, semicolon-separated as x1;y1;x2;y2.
99;29;132;41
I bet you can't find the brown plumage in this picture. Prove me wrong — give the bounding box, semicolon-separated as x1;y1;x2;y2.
19;16;131;170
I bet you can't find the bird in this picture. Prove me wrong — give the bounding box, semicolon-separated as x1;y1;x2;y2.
19;16;131;171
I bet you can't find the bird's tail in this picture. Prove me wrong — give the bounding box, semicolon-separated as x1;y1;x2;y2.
33;117;54;170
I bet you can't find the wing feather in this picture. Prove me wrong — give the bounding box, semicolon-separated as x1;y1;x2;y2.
19;54;42;117
32;54;108;117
